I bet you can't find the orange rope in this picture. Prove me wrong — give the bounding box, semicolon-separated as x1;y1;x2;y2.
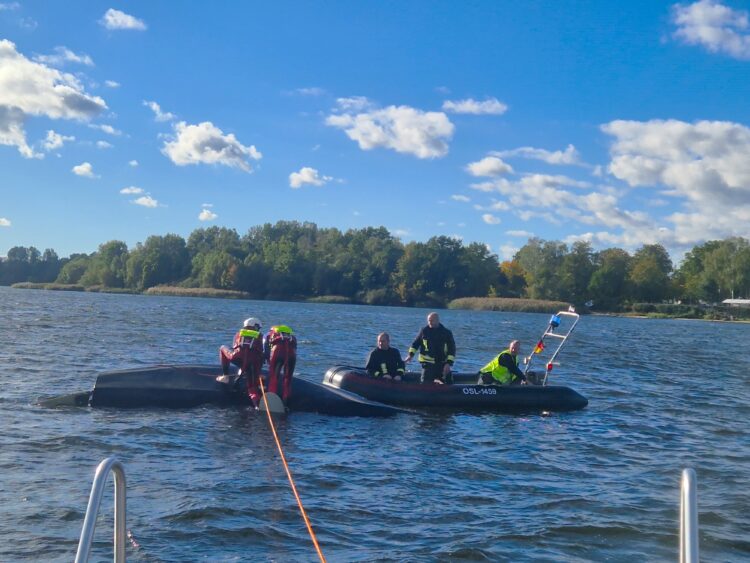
258;377;327;563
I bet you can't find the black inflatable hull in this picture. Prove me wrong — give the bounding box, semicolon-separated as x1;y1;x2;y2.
89;364;408;417
323;367;588;413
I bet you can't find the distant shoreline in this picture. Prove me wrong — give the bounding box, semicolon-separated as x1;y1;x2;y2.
8;283;750;322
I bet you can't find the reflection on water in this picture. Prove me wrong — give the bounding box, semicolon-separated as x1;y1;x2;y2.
0;287;748;561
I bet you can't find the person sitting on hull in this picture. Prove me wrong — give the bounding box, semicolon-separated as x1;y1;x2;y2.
264;324;297;403
366;332;405;381
405;312;456;384
478;340;528;385
219;317;264;407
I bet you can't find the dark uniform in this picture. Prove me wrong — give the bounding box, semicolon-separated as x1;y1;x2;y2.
408;323;456;384
365;347;405;379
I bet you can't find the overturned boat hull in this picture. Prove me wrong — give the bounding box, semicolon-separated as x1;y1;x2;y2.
74;364;409;416
323;366;588;413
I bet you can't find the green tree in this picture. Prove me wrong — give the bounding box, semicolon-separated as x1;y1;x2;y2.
558;241;595;305
628;244;673;303
126;234;190;290
514;238;567;300
588;248;631;310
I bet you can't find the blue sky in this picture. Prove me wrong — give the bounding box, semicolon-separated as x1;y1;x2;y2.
1;1;750;262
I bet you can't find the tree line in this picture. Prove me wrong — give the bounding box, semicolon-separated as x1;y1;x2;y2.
1;221;749;310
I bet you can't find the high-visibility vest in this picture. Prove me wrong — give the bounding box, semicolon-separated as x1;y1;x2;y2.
479;349;518;385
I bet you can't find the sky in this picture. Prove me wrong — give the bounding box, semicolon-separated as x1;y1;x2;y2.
1;1;750;263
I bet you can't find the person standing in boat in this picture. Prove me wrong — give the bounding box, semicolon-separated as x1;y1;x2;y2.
405;312;456;384
477;340;527;385
219;317;264;407
366;332;405;381
264;324;297;403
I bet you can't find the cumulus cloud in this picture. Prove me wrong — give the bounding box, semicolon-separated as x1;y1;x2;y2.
199;206;218;221
442;97;508;115
42;130;74;151
0;40;107;158
0;2;20;11
96;140;112;149
104;80;120;88
672;0;750;59
602;118;750;244
326;98;454;159
451;194;470;202
72;162;96;178
100;8;146;31
289;166;333;188
133;195;158;207
466;156;513;177
506;230;534;237
143;100;175;122
494;144;581;165
33;46;94;67
128;159;138;167
0;217;10;227
162;121;262;172
119;186;143;194
482;213;501;225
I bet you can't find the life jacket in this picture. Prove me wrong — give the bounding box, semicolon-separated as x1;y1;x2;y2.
267;325;296;349
479;349;517;385
237;328;260;348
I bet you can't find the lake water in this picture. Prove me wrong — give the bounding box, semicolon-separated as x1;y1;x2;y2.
0;286;748;562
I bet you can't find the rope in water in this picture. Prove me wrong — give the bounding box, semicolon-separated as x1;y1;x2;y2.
258;376;327;563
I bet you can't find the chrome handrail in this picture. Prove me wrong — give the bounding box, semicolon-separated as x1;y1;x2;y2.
680;468;699;563
75;457;127;563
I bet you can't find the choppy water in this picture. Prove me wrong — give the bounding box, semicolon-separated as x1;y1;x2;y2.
0;286;748;562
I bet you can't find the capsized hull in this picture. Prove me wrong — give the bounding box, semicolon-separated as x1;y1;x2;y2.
89;364;408;416
323;366;588;413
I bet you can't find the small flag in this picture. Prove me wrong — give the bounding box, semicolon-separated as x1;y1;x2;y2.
534;340;545;354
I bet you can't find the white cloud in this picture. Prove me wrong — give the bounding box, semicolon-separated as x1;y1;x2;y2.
0;217;10;227
199;207;218;221
506;230;534;237
295;87;325;96
333;96;373;112
162;121;262;172
442;97;508;115
494;144;581;165
72;162;96;178
128;159;139;167
42;130;74;151
289;166;333;188
391;228;410;238
0;3;20;11
0;40;107;158
451;194;470;202
602;118;750;245
143;100;175;122
482;213;501;225
326;99;454;159
133;195;158;207
672;0;750;60
96;140;112;149
119;186;143;194
33;46;94;67
498;244;518;261
90;123;121;136
104;80;120;88
100;8;146;31
466;156;513;177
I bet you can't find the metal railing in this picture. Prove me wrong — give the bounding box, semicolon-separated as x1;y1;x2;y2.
75;457;127;563
680;468;699;563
